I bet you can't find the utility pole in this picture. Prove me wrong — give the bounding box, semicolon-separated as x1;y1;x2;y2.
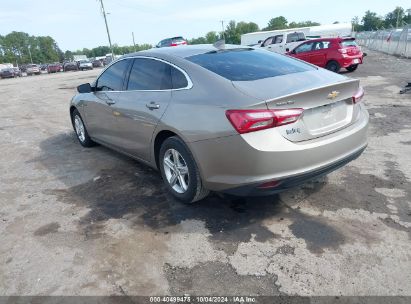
27;46;33;64
220;20;225;40
132;32;137;52
98;0;114;59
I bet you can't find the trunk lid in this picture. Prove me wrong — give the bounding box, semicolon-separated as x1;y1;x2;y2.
232;70;360;141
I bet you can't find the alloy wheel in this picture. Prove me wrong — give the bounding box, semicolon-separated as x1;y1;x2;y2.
74;115;86;143
163;148;190;193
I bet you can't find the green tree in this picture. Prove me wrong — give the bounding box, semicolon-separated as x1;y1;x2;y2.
384;7;405;28
362;10;384;30
205;31;219;43
351;16;363;32
288;21;320;28
263;16;288;30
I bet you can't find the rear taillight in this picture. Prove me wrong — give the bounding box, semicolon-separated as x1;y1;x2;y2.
352;87;364;104
170;43;178;46
338;48;347;54
225;108;303;134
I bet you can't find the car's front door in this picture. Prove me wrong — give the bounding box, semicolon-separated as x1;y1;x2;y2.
109;57;176;161
291;41;315;63
82;59;131;146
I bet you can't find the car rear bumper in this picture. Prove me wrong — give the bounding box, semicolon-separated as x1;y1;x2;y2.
223;145;365;196
340;55;363;67
189;105;368;193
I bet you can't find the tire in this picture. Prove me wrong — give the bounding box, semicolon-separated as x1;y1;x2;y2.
346;64;358;72
159;136;209;203
325;60;341;73
71;109;95;147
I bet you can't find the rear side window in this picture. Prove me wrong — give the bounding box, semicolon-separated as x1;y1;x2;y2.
313;41;331;50
172;37;185;43
341;39;358;47
97;59;130;91
186;49;313;81
287;33;305;43
127;58;172;90
171;67;188;89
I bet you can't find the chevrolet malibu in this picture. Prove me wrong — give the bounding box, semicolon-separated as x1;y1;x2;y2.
70;45;368;203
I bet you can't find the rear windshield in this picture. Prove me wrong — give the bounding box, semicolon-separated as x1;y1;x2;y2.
341;39;357;47
186;49;314;81
172;37;184;41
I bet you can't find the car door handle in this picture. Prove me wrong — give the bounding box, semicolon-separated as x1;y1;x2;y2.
146;102;160;110
97;92;116;105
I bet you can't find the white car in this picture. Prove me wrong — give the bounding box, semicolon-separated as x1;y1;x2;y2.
78;60;93;71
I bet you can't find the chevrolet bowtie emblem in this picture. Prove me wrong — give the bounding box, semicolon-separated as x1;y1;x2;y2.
327;91;340;99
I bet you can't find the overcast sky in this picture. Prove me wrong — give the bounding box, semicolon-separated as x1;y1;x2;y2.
1;0;410;51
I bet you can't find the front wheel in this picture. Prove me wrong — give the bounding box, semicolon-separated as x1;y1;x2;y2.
159;136;209;203
71;109;95;147
325;60;341;73
346;64;358;72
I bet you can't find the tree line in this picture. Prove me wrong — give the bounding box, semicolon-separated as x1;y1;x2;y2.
188;18;320;45
352;6;411;31
0;31;63;65
1;5;409;64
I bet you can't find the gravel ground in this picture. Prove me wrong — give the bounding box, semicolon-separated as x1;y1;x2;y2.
0;49;410;296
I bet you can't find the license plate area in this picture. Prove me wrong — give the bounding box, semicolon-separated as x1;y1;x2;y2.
302;100;352;135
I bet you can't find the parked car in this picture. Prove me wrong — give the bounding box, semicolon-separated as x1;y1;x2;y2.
63;62;79;72
78;59;93;71
0;68;17;78
47;63;62;73
13;67;22;77
259;31;306;54
156;36;187;48
287;37;364;73
92;59;103;68
26;64;41;75
70;45;368;203
40;64;48;71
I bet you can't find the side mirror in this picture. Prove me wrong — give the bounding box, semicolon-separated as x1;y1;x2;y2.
286;48;290;52
77;83;92;93
257;40;262;44
363;52;367;57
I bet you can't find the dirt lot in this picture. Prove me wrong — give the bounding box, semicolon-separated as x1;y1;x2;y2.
0;50;411;297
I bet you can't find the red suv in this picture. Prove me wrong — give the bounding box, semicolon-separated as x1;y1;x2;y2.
287;37;363;73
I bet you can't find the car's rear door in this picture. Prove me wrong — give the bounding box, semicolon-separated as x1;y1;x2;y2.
82;59;131;145
109;57;174;161
308;40;331;67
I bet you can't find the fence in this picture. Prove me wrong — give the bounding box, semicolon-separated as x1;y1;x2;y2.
354;26;411;58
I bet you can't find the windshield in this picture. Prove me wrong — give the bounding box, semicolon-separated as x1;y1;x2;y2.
186;49;314;81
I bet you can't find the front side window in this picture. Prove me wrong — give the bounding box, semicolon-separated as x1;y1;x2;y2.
262;37;273;47
273;35;283;44
127;58;172;90
294;42;314;54
96;59;130;91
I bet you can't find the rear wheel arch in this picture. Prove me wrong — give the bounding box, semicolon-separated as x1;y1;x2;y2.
154;130;178;170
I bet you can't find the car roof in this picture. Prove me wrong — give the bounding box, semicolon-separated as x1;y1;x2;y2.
122;44;250;59
304;37;355;43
